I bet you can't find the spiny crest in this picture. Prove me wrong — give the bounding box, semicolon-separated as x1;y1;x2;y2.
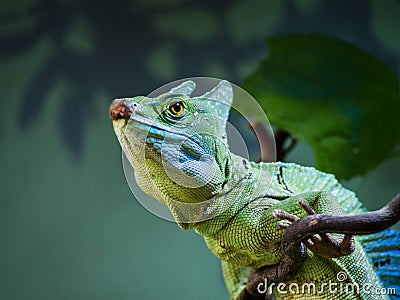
195;80;233;121
167;80;196;97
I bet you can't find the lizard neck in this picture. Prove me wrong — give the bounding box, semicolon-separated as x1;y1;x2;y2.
132;139;240;227
192;154;274;234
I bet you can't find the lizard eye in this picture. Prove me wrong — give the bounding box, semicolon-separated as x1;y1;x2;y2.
169;101;184;115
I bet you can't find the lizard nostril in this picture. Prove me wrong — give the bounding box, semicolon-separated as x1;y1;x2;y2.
109;99;133;120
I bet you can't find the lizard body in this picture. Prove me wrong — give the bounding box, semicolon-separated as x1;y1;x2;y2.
110;80;400;299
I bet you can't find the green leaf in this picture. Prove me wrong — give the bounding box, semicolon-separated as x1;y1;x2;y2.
242;34;400;179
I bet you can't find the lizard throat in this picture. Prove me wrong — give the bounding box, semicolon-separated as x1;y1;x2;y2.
117;117;231;207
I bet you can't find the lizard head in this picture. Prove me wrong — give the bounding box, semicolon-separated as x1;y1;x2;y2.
110;80;234;224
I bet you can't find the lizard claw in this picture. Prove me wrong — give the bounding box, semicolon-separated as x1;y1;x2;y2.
276;220;291;230
297;198;315;215
296;198;355;258
274;198;355;258
272;209;300;230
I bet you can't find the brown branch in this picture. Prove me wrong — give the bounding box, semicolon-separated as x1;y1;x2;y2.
249;122;296;162
239;248;305;299
281;193;400;258
274;128;297;161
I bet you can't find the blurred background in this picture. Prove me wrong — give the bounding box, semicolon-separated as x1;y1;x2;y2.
1;0;399;299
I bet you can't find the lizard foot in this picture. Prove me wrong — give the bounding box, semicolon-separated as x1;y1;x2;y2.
273;198;355;258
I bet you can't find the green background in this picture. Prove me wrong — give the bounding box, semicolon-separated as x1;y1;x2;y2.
1;0;399;299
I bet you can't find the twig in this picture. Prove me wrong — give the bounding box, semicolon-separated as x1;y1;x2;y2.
281;193;400;260
249;122;296;162
274;128;297;161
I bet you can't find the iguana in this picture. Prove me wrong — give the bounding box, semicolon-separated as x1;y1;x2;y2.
109;80;400;299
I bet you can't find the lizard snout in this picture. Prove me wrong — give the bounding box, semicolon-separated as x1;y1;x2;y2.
109;99;136;120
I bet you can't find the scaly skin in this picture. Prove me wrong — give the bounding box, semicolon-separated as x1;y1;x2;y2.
110;80;389;299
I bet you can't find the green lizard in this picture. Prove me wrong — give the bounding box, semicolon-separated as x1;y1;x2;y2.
109;80;400;299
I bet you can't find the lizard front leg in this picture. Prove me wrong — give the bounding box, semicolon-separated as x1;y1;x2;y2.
244;192;400;299
241;192;336;298
242;191;352;298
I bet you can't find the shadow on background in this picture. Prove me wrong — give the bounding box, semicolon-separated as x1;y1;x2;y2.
1;0;399;299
